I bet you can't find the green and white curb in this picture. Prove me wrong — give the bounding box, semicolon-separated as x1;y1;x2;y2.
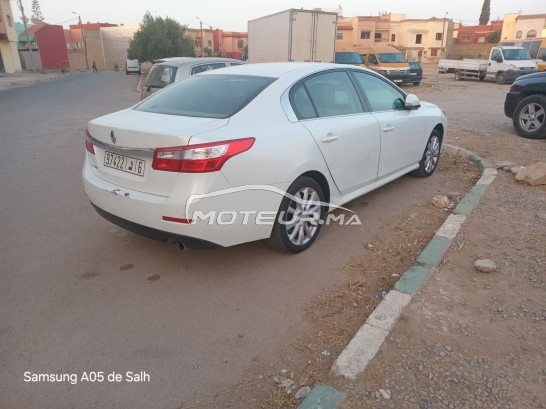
299;145;496;408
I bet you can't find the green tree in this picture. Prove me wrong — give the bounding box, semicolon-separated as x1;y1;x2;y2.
488;31;501;43
30;0;44;23
479;0;490;25
127;11;195;62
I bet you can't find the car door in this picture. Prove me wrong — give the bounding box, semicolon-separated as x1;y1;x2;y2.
352;71;426;179
296;70;381;196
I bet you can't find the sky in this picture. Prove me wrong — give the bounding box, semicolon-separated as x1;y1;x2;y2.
14;0;546;32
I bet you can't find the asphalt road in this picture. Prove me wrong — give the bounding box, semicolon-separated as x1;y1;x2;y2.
1;71;462;409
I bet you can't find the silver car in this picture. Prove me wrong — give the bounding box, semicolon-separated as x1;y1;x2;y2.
140;57;245;99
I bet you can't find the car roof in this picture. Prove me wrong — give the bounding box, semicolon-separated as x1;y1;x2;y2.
153;57;244;66
200;62;370;79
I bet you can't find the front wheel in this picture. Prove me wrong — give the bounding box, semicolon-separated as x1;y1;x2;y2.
268;177;325;253
411;130;442;178
413;81;421;86
454;70;463;81
512;95;546;139
496;72;506;84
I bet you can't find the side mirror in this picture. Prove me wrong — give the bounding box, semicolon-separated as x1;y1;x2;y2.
404;94;421;109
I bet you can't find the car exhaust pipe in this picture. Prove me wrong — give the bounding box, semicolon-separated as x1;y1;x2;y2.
172;241;186;251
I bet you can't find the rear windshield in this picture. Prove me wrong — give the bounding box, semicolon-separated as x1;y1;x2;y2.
378;53;407;63
135;74;276;118
145;65;178;88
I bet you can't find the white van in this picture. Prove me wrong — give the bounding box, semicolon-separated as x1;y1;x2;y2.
126;59;141;75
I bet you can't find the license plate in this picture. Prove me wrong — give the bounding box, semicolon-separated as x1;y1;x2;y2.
104;151;145;176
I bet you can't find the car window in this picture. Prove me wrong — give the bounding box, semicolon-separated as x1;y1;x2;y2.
291;85;317;119
190;62;228;75
135;74;275;118
335;52;362;65
378;53;407;63
368;54;378;64
303;71;364;118
491;49;502;61
353;71;405;112
145;66;177;88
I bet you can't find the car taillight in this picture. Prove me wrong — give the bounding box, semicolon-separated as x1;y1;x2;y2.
85;129;95;154
152;138;255;173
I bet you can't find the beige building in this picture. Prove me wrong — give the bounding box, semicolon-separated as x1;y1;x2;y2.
390;14;453;63
500;13;546;41
67;24;247;72
335;13;453;63
0;0;23;73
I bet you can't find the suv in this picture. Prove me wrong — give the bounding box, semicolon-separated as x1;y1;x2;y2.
141;57;245;99
504;71;546;139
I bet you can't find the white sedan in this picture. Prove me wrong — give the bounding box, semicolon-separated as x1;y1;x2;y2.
83;62;446;253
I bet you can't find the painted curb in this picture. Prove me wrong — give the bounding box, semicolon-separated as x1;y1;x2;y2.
299;145;495;409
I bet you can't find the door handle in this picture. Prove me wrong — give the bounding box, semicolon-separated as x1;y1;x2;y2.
382;125;395;133
321;135;339;143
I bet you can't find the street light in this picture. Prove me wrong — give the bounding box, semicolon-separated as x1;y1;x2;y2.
16;0;35;71
441;12;449;59
72;12;89;70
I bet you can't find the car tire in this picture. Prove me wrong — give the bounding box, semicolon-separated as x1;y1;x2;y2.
268;176;325;253
512;94;546;139
411;129;442;178
496;72;506;84
413;81;421;86
454;70;463;81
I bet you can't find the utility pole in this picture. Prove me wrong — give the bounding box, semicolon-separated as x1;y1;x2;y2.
16;0;35;71
73;12;89;70
442;12;449;59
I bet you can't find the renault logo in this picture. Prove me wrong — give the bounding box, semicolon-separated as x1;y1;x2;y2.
110;131;116;144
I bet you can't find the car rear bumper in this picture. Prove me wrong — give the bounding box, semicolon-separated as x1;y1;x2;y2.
82;157;284;247
90;203;219;249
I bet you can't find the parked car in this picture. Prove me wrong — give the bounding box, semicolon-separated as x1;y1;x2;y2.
504;71;546;139
334;52;363;65
140;57;245;99
408;61;423;86
83;62;446;253
126;59;141;75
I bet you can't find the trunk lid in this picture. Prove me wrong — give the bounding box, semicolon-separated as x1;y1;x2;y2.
86;109;228;196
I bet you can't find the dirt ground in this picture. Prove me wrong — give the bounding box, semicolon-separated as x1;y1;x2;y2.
176;65;545;409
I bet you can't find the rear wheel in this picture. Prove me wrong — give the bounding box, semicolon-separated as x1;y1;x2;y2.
496;72;506;84
512;95;546;139
454;70;463;81
413;81;421;86
268;177;325;253
411;129;442;178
